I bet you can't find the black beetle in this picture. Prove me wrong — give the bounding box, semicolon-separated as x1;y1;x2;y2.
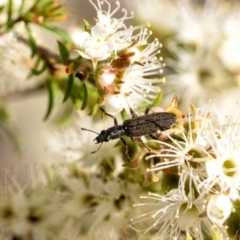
82;108;176;161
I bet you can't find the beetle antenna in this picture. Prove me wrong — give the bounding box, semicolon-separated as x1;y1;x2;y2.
91;142;103;154
81;127;99;135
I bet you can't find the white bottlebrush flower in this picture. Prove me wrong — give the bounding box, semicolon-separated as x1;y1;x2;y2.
88;179;130;231
44;110;123;172
75;29;114;69
63;176;104;220
125;0;178;36
75;0;133;69
199;111;240;200
146;108;210;187
222;5;240;40
89;0;132;35
128;0;240;113
139;38;163;65
173;0;224;49
206;194;232;226
163;45;233;111
75;0;165;115
130;177;229;240
218;37;240;72
97;67;116;86
103;93;126;115
121;37;164;100
210;90;240;119
63;176;135;237
218;3;240;72
0;188;64;240
0;32;44;96
69;27;84;47
127;0;224;49
126;0;240;116
60;176;119;239
118;64;163;115
102;38;164;116
76;0;163;72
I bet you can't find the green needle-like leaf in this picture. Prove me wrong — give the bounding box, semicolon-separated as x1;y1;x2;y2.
88;103;98;116
18;0;25;15
83;19;91;32
41;24;72;42
7;0;13;27
25;23;37;57
57;40;69;62
152;90;162;107
81;82;88;110
0;105;21;152
44;80;54;120
31;64;47;75
63;74;74;102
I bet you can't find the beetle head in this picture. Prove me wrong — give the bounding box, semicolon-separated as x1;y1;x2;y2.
94;130;111;143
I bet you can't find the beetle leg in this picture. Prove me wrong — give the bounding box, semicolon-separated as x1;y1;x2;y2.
149;134;159;140
91;142;103;154
131;137;151;152
145;105;152;114
141;142;151;152
120;137;130;162
130;108;138;118
99;107;118;126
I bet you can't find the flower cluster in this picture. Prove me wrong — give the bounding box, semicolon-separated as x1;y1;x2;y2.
128;0;240;113
74;0;164;115
130;104;240;239
0;32;44;96
0;0;67;96
0;165;141;240
2;0;240;240
43;97;240;239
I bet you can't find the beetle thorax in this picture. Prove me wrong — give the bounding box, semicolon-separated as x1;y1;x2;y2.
94;125;126;143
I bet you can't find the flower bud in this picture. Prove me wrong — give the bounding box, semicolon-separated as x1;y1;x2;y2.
103;94;125;115
206;194;232;226
98;68;116;87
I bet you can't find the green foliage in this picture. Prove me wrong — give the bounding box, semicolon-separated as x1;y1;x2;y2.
152;90;163;107
63;74;74;103
83;19;91;32
44;79;55;120
40;24;72;42
18;0;25;15
0;104;10;123
227;212;240;239
30;60;47;76
57;40;69;63
25;23;37;57
1;0;68;32
25;0;68;23
81;82;88;110
7;0;13;27
0;103;21;152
